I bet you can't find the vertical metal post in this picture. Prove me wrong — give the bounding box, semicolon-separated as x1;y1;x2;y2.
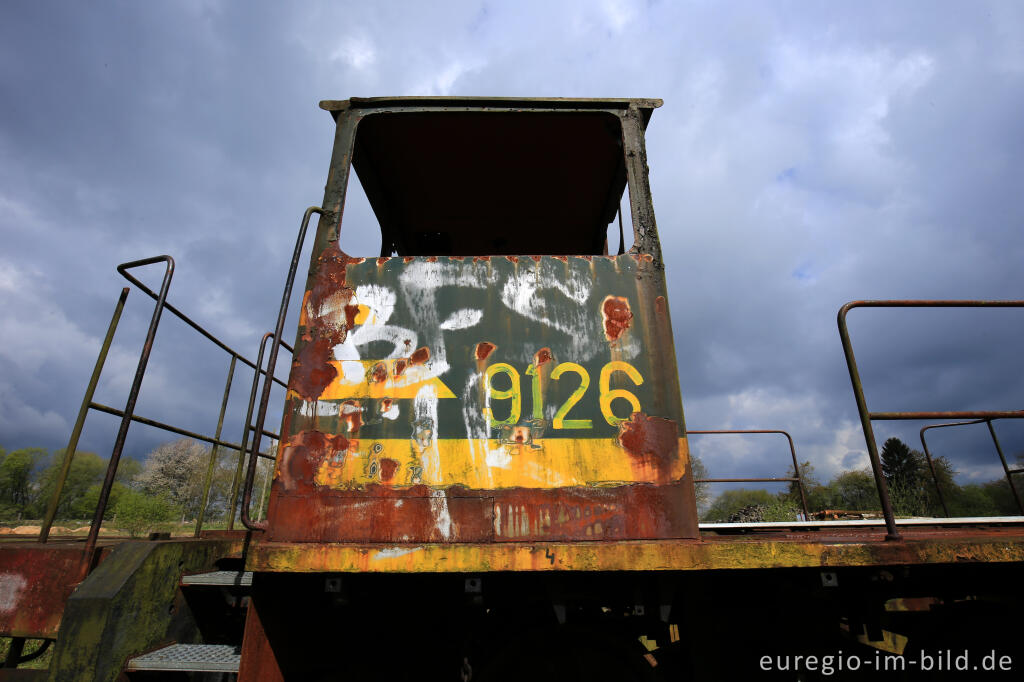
782;431;810;519
838;303;901;540
919;427;951;518
194;355;237;536
3;638;25;668
257;446;272;520
39;288;129;542
243;207;322;530
226;333;274;530
84;256;174;561
986;419;1024;514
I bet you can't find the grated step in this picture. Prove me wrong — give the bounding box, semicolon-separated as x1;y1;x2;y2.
126;644;241;672
181;570;253;586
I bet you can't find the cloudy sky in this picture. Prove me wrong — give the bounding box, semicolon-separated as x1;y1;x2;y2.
2;1;1023;494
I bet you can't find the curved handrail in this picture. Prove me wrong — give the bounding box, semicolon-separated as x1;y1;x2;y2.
686;429;810;518
838;299;1024;541
84;256;175;558
243;207;323;530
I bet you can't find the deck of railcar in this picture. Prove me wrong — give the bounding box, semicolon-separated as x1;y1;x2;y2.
244;517;1024;573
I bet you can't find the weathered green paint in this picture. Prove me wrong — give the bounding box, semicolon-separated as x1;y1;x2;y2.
48;539;240;682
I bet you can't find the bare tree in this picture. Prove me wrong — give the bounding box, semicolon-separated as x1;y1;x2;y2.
135;439;208;521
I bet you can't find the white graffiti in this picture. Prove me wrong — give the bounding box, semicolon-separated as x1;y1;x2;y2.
0;573;27;613
333;284;415;360
320;259;640;483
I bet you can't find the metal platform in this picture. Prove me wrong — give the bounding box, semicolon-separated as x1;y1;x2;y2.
700;515;1024;530
248;523;1024;574
126;644;241;672
181;569;253;586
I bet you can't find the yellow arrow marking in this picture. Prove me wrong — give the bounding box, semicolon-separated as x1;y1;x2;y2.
318;360;457;400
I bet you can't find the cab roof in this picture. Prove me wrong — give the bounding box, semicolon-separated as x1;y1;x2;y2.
320;97;661;256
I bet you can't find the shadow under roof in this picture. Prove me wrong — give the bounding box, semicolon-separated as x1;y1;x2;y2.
320;97;661;257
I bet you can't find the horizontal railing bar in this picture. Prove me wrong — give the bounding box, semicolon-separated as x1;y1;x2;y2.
870;411;1024;421
117;266;294;388
89;402;276;460
687;430;790;435
695;478;799;483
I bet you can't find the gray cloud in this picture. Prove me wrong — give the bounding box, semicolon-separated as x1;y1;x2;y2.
1;1;1022;488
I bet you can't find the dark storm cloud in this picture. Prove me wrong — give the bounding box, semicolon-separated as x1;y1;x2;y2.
1;1;1023;488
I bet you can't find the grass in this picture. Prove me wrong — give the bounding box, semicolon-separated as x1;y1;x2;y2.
0;637;53;670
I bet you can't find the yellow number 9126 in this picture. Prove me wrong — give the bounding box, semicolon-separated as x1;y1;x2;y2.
484;361;644;429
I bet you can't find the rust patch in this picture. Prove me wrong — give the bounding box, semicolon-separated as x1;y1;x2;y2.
529;255;542;262
290;241;361;401
394;359;408;376
473;256;491;262
376;257;388;267
476;342;497;361
0;545;89;638
344;303;360;328
409;346;430;365
505;255;519;263
655;295;668;315
618;413;680;484
291;339;338;401
534;347;552;366
381;398;393;411
403;256;415;263
553;255;568;262
368;362;388;383
379;458;399;482
601;295;633;342
340;400;362;434
278;430;350;493
426;256;438;262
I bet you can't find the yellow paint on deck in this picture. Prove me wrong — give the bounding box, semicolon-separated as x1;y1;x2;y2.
247;536;1024;574
312;437;689;489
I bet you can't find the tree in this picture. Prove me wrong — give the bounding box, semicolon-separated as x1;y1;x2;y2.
690;455;710;512
948;483;1000;517
829;469;881;511
135;439;209;521
32;451;107;520
921;455;957;516
880;438;928;516
113;489;177;537
703;489;777;522
0;447;45;518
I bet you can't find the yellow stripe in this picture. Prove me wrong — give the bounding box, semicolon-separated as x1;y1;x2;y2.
312;437;688;489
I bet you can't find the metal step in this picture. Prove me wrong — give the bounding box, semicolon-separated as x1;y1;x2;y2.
126;644;241;672
181;570;253;586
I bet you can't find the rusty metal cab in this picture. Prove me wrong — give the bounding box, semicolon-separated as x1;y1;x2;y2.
265;97;698;544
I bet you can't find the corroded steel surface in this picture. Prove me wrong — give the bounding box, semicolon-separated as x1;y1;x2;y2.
247;526;1024;573
269;252;696;542
0;543;86;638
264;98;698;546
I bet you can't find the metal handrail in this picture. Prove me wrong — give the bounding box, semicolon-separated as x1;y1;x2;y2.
40;255;292;551
920;417;1024;517
227;331;293;529
117;261;289;390
838;299;1024;541
686;429;810;518
39;288;129;542
243;207;323;530
83;257;175;558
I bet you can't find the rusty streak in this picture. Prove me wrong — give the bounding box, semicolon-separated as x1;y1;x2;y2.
601;295;633;341
475;342;497;361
